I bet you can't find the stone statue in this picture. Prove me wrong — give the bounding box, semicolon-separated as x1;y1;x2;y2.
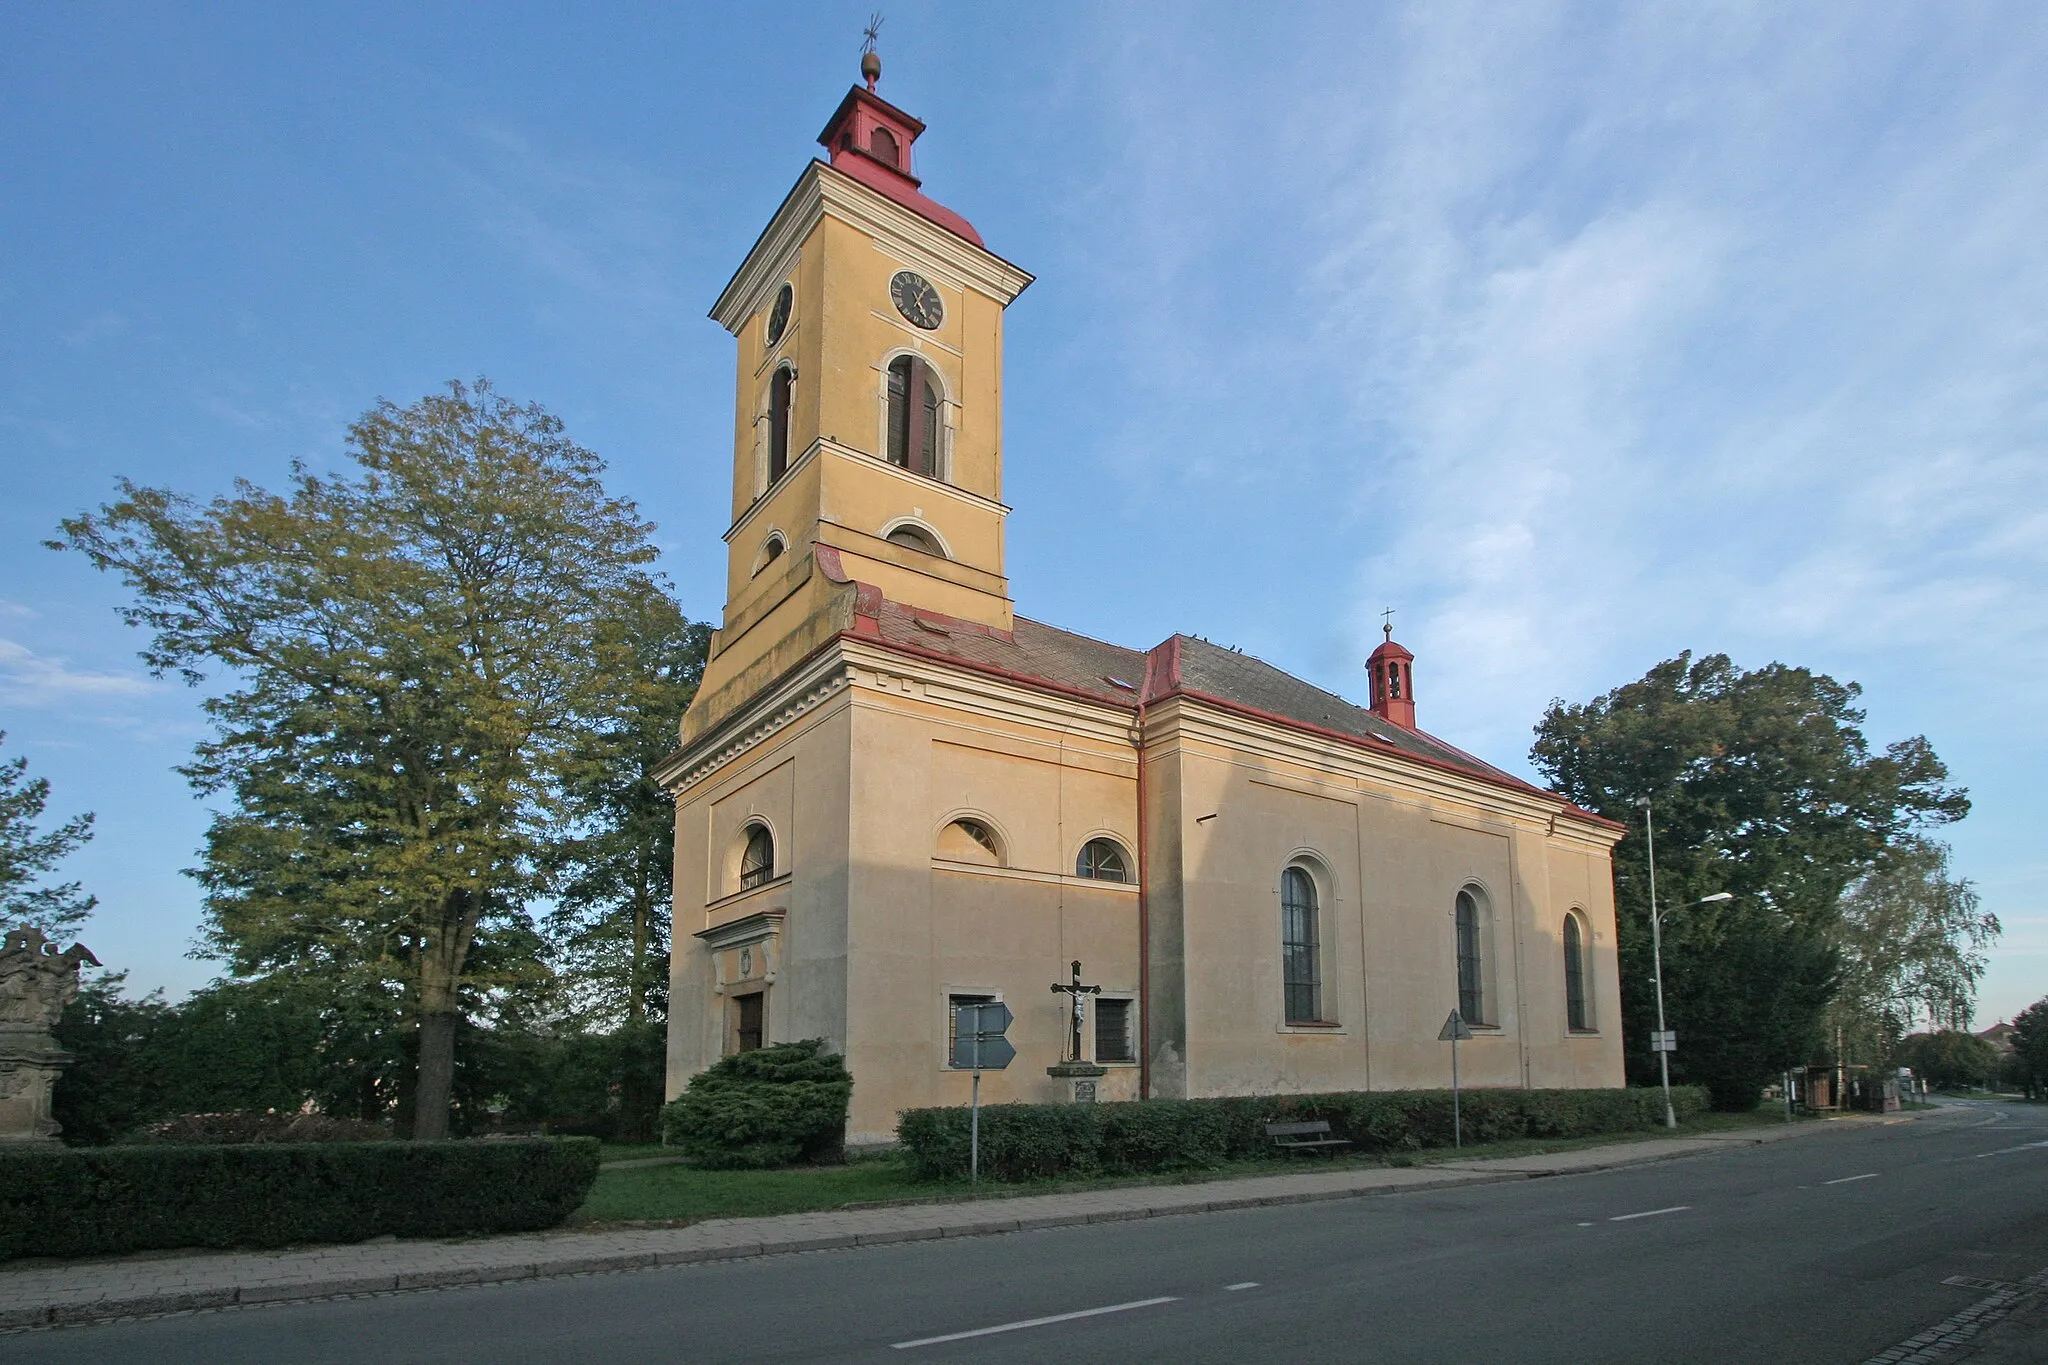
0;926;100;1143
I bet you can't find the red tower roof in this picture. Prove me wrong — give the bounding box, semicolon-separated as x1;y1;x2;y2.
816;85;984;247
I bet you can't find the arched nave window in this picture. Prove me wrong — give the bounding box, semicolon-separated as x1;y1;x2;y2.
739;823;776;891
1281;866;1323;1025
1456;886;1489;1026
1564;911;1592;1032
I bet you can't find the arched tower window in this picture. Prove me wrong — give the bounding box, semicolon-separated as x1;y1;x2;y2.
937;817;1003;866
1456;887;1487;1025
767;364;794;484
885;523;943;557
1564;912;1591;1031
1076;838;1130;882
886;355;941;477
739;823;775;890
1281;866;1323;1025
870;126;900;168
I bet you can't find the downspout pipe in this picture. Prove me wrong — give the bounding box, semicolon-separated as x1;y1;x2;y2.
1134;693;1150;1100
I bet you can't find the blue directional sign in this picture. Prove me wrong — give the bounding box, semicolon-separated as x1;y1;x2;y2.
952;1001;1016;1070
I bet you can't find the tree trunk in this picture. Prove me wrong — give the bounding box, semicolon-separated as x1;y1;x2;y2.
414;1007;457;1139
629;856;649;1026
412;888;479;1141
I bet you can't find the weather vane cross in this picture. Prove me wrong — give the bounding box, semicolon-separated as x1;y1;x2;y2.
861;12;884;92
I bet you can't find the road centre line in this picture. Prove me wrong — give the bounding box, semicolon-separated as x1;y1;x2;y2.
892;1297;1180;1349
1609;1206;1691;1222
1824;1173;1879;1184
1971;1140;2048;1159
1225;1283;1259;1292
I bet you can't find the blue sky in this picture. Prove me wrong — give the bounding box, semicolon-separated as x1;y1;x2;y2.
4;4;2043;1024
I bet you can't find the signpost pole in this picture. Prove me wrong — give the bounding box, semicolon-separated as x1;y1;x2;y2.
1439;1009;1471;1149
1452;1031;1461;1149
970;1026;982;1186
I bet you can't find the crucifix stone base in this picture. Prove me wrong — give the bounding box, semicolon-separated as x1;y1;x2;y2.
1046;1060;1107;1104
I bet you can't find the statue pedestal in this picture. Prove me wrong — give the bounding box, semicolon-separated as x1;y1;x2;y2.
1046;1060;1107;1104
0;1030;71;1143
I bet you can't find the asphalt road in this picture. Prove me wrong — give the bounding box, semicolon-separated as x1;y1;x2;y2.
15;1100;2048;1364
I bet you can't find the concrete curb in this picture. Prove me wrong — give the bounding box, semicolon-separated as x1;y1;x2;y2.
0;1110;1956;1330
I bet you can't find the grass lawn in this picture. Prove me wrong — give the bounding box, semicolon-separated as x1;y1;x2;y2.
572;1107;1804;1227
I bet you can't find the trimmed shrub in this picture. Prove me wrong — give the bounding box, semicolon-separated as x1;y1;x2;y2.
0;1138;599;1260
126;1112;389;1145
661;1039;853;1169
897;1086;1712;1181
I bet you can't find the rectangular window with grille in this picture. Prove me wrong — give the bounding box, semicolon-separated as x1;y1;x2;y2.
946;992;995;1068
1094;997;1134;1063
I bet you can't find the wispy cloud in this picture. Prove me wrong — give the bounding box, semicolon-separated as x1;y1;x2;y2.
0;638;155;707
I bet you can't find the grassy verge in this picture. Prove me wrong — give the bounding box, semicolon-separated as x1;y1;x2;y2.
574;1107;1800;1227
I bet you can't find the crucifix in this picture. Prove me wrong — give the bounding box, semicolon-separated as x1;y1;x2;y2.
1050;960;1101;1063
1380;606;1396;641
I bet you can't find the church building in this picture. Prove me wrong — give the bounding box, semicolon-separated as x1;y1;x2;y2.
656;63;1627;1144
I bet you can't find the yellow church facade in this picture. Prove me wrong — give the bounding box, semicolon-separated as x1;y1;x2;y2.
656;74;1626;1144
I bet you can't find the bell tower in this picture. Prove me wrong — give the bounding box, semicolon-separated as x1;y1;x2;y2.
691;56;1033;739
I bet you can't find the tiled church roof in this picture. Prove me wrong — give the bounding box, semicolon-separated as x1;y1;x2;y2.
850;597;1571;811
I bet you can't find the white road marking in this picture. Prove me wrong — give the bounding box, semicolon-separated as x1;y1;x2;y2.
1610;1206;1691;1222
892;1297;1180;1349
1225;1283;1259;1292
1824;1173;1879;1185
1577;1221;1595;1227
1972;1140;2048;1159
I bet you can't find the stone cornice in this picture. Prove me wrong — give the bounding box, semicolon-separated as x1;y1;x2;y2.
654;647;852;795
722;438;1009;547
710;162;1033;334
693;909;787;951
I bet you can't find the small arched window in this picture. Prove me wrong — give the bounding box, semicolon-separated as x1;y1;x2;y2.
739;824;775;890
753;534;786;577
1564;913;1591;1031
870;126;900;167
1455;887;1486;1025
1281;866;1322;1024
937;818;1003;866
767;364;794;484
885;523;943;557
1076;838;1130;882
886;355;941;477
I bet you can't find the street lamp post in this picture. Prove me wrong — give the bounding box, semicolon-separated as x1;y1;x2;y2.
1635;795;1733;1129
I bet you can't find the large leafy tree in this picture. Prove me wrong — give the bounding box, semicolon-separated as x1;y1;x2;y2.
0;732;96;937
55;380;663;1138
544;584;711;1030
1831;837;1998;1058
1532;652;1967;1109
2009;997;2048;1100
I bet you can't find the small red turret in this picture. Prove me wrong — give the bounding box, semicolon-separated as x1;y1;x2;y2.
1367;624;1416;729
815;56;985;247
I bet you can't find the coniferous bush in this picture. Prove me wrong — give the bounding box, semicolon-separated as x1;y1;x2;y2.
661;1039;853;1169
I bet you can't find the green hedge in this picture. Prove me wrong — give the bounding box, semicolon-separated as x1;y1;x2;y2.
661;1039;853;1169
0;1138;600;1260
897;1086;1710;1182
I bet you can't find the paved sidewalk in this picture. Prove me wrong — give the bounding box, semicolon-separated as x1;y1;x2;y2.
0;1113;1909;1330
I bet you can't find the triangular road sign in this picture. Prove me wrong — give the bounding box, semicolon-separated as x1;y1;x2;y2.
1438;1009;1474;1042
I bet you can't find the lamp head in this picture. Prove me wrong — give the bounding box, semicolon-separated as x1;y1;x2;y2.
1698;892;1734;904
1635;796;1652;809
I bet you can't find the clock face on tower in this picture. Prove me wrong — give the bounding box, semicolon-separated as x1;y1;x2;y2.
765;283;793;346
889;270;944;329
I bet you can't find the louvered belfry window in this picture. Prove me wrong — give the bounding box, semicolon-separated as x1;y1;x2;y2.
767;365;792;484
1281;867;1322;1025
886;355;939;477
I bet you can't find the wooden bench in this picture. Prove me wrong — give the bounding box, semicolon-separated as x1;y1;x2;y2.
1266;1119;1352;1156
